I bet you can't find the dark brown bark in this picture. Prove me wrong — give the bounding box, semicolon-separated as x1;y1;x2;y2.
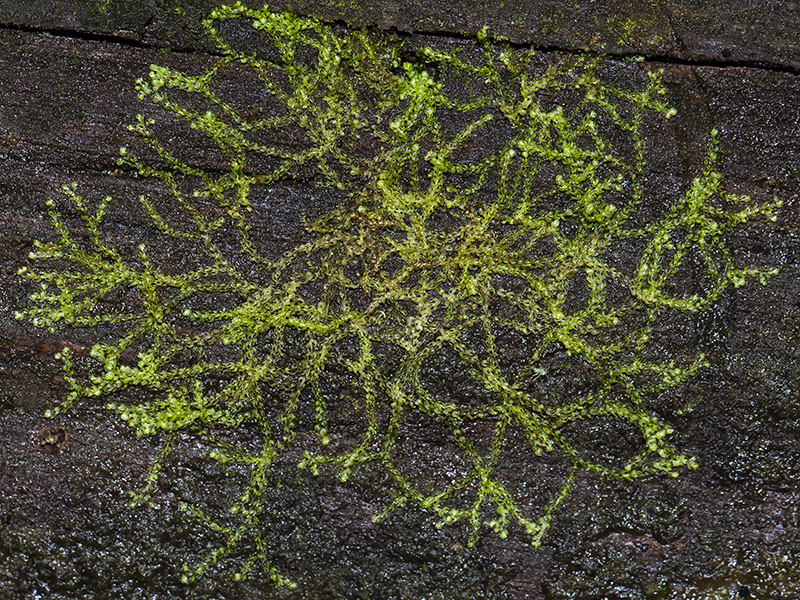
1;2;799;599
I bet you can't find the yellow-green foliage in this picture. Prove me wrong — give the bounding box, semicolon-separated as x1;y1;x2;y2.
16;2;781;587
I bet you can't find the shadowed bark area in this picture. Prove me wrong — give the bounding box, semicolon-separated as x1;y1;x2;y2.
2;0;800;70
1;2;799;600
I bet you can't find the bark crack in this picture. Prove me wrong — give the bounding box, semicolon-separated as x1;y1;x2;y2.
0;19;797;76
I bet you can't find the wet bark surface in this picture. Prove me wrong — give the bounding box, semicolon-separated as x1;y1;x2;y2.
1;2;800;599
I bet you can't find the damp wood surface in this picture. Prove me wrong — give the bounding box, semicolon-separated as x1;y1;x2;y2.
1;0;799;70
1;2;800;599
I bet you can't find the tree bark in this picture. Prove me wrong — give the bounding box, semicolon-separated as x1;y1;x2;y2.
1;2;799;599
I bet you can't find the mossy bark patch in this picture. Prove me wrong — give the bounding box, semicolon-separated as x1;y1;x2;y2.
1;2;800;599
2;0;800;69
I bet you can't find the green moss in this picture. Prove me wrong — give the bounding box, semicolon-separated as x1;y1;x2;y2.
612;16;664;47
16;2;781;588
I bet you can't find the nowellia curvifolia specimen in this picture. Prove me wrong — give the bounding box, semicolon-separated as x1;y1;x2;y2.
16;2;781;588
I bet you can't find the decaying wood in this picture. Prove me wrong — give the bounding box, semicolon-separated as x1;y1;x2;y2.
1;2;799;599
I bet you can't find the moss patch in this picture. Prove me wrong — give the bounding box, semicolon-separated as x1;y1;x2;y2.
15;2;781;588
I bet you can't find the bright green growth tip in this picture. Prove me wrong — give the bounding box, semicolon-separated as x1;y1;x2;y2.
17;1;781;588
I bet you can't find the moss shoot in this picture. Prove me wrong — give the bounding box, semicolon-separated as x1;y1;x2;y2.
16;2;781;588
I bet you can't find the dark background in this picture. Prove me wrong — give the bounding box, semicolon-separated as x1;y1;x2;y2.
1;1;799;599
